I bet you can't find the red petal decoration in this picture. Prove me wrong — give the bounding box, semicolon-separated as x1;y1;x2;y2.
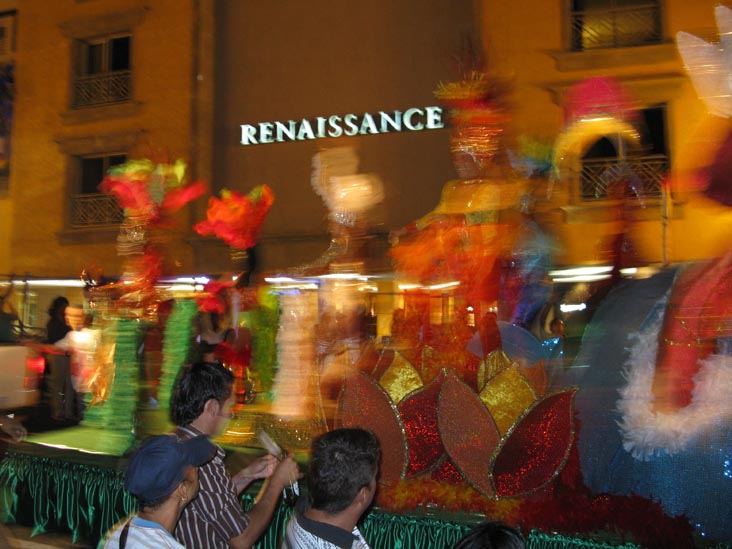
430;456;464;484
491;389;577;498
370;348;395;379
336;370;407;483
437;370;499;497
398;371;446;478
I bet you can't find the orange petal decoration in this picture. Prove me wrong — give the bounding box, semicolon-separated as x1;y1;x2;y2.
398;371;446;478
336;370;407;483
491;388;577;498
438;370;499;497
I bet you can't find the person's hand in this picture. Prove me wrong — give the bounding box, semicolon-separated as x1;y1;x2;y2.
270;453;301;492
1;417;26;442
233;454;278;493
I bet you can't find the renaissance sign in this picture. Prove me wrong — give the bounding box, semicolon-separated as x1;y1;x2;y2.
240;106;444;145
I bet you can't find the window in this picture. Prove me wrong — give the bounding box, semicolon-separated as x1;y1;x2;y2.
570;0;662;51
580;105;669;201
0;11;16;57
73;34;131;108
69;153;126;227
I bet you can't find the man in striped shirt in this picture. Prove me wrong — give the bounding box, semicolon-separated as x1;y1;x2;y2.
170;362;300;548
283;428;380;549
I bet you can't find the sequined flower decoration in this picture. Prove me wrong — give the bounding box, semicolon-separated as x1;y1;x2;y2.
196;280;232;314
99;158;206;225
194;185;274;250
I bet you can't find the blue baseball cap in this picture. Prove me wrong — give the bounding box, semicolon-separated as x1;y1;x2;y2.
125;434;216;502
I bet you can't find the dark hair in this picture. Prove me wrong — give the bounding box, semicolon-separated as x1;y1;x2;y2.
170;362;234;426
455;522;525;549
48;296;69;318
308;428;381;514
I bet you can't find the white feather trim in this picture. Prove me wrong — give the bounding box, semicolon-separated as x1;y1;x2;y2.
617;313;732;461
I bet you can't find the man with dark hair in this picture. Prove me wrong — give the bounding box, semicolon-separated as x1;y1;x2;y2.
103;434;216;548
283;428;380;549
170;362;299;548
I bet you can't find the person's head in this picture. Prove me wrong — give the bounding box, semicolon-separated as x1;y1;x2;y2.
125;434;216;511
64;305;85;331
455;521;525;549
308;428;381;516
170;362;235;432
549;318;565;337
48;296;69;321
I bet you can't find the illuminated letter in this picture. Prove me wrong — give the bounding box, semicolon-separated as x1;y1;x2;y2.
359;113;379;135
275;121;296;142
328;115;343;137
259;122;274;144
316;117;327;138
240;124;258;145
425;106;444;129
380;111;402;132
296;119;316;141
404;108;424;131
344;114;359;136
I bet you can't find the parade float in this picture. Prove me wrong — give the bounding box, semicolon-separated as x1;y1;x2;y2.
4;10;732;549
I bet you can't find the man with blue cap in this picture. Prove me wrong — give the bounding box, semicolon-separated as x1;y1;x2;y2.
102;434;216;548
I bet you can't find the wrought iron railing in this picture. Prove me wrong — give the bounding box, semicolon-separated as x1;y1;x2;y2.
570;3;662;51
579;154;668;201
72;70;131;108
70;193;123;227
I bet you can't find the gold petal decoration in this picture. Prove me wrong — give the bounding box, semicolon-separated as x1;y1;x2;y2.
521;359;547;396
437;369;499;497
379;351;423;404
336;370;407;483
480;366;536;435
477;349;513;390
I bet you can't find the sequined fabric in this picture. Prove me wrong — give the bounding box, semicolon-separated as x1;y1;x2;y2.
337;370;407;482
491;389;576;497
480;366;536;435
398;371;446;478
438;370;499;497
379;352;423;404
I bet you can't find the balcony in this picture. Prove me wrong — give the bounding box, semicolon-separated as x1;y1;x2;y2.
69;193;123;228
72;70;131;109
571;3;662;51
580;154;668;201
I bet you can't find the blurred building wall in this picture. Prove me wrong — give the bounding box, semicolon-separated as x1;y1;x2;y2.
477;0;731;265
6;0;208;278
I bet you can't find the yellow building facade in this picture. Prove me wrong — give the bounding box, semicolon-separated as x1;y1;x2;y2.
478;0;732;266
5;0;214;279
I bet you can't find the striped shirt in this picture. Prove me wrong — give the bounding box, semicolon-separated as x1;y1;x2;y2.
103;516;185;548
174;425;250;549
283;505;371;549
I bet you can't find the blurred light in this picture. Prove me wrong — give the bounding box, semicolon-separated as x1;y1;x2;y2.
549;266;613;277
553;274;611;283
560;303;587;313
318;273;369;281
398;283;421;290
427;281;460;291
10;279;86;288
